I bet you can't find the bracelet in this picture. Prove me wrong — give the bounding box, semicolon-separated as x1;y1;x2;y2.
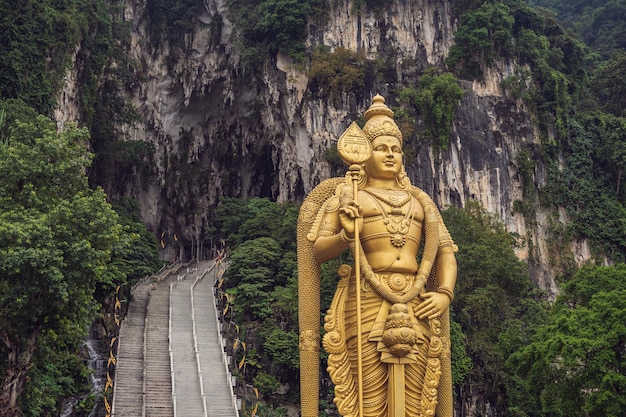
339;229;354;243
437;286;455;302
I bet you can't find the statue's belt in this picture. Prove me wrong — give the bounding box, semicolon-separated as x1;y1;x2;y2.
348;272;423;295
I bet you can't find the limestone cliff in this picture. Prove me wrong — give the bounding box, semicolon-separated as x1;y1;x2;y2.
52;0;588;294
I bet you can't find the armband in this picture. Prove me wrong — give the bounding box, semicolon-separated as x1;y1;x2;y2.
437;286;455;302
339;229;355;243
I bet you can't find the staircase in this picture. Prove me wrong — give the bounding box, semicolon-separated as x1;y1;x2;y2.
110;283;149;416
112;261;238;417
145;274;176;417
170;269;205;416
194;266;238;416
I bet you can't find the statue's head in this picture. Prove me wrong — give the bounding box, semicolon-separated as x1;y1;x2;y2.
336;94;410;188
361;95;409;188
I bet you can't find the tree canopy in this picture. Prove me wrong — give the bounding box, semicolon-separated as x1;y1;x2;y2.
0;101;160;415
443;202;549;415
0;110;118;412
512;264;626;417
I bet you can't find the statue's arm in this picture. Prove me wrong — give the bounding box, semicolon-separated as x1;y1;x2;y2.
435;245;457;295
312;194;351;263
314;231;350;263
434;212;458;299
414;191;458;319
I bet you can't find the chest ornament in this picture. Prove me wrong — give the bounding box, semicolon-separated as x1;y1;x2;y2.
363;189;415;248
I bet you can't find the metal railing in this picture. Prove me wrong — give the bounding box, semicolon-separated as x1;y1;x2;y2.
207;260;240;416
191;266;209;417
168;272;185;417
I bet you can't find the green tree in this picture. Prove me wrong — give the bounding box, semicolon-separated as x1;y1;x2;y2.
261;327;299;382
216;197;298;251
224;237;282;320
216;198;303;391
446;2;514;80
105;197;162;290
442;202;548;415
308;47;366;102
588;112;626;198
513;264;626;416
0;114;122;412
589;52;626;117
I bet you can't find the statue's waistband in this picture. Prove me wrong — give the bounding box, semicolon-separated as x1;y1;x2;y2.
350;271;417;295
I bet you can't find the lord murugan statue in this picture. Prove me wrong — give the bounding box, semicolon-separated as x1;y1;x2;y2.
298;95;458;417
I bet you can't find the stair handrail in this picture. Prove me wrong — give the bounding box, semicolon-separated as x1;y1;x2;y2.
207;259;240;417
169;273;184;417
191;265;209;417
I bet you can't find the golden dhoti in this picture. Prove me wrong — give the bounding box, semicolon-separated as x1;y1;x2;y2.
324;269;441;417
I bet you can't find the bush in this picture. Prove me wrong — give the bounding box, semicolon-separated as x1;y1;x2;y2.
396;69;463;152
308;47;366;103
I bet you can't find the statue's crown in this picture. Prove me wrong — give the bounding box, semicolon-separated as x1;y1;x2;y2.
362;94;403;144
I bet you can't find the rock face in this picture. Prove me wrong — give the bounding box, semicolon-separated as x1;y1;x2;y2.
51;0;587;294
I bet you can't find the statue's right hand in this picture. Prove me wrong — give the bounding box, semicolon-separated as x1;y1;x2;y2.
339;202;362;238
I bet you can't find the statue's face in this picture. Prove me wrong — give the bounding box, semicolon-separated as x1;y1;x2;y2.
364;135;403;180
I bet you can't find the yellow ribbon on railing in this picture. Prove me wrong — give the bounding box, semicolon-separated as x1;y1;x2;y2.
104;396;111;412
107;350;116;367
105;372;113;391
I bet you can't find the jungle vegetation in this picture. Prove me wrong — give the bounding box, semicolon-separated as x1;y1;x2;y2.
0;99;161;415
0;1;160;414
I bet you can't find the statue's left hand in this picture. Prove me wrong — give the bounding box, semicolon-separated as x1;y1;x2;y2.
414;292;450;320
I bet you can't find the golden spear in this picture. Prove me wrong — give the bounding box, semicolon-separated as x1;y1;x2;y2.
337;122;372;417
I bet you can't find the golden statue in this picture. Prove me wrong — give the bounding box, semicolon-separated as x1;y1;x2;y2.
298;95;458;417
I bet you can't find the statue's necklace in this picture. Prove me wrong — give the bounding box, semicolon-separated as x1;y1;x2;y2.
365;190;415;248
362;189;411;208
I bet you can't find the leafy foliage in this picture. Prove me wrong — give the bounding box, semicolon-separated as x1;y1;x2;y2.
105;197;163;291
0;111;119;412
512;264;626;416
0;103;160;415
395;69;464;152
217;198;301;391
446;2;514;80
589;52;626;117
17;333;90;416
228;0;322;64
308;47;367;103
443;202;548;415
542;113;626;263
0;0;87;113
529;0;626;59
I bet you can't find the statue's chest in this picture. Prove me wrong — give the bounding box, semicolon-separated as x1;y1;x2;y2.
360;191;424;222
